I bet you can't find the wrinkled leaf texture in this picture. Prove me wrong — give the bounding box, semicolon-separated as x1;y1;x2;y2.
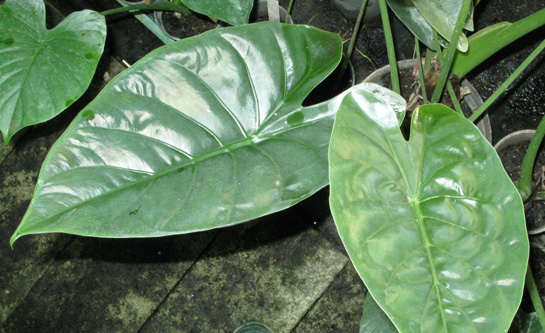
181;0;253;25
11;22;343;244
0;0;106;144
329;90;528;332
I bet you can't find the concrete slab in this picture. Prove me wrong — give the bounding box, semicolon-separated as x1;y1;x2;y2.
0;40;126;326
294;263;366;332
2;232;216;331
141;212;348;332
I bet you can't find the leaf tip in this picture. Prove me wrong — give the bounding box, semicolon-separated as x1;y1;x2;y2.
9;232;20;249
3;132;11;146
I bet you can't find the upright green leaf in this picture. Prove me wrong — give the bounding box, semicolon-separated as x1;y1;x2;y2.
385;0;435;50
11;22;342;244
329;90;528;332
181;0;253;25
411;0;471;51
0;0;106;144
386;0;473;51
411;0;470;51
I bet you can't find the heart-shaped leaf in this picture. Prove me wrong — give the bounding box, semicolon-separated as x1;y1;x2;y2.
181;0;253;25
0;0;106;144
11;22;342;244
329;90;528;332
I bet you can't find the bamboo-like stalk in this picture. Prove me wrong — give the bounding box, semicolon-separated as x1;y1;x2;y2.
468;39;545;124
101;1;189;17
526;266;545;331
378;0;399;94
430;0;472;103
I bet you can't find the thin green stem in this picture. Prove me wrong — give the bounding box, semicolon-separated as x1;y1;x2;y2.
345;0;369;64
429;23;464;114
424;50;436;74
526;266;545;331
335;0;368;92
415;38;428;103
286;0;295;24
101;1;189;17
113;0;177;44
430;0;472;103
519;103;545;201
378;0;399;94
355;48;377;69
447;82;464;115
469;38;545;123
432;30;444;59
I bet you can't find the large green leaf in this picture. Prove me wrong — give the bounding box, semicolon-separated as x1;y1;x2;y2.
181;0;253;25
11;22;342;244
329;90;528;332
0;0;106;144
411;0;471;51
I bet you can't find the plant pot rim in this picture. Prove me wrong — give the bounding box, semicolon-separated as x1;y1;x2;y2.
494;129;536;152
494;129;545;235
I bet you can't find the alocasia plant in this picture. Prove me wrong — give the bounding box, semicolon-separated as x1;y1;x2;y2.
0;0;106;144
329;88;528;332
10;22;344;244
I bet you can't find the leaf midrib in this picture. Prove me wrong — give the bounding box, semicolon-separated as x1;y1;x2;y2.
412;117;449;332
380;115;448;331
23;112;331;234
6;40;44;141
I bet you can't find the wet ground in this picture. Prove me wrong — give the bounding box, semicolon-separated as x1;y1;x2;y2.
1;0;545;331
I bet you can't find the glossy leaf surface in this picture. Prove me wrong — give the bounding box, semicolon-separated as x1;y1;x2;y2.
329;91;528;332
411;0;470;51
11;22;342;243
385;0;435;50
0;0;106;144
181;0;253;25
387;0;471;51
